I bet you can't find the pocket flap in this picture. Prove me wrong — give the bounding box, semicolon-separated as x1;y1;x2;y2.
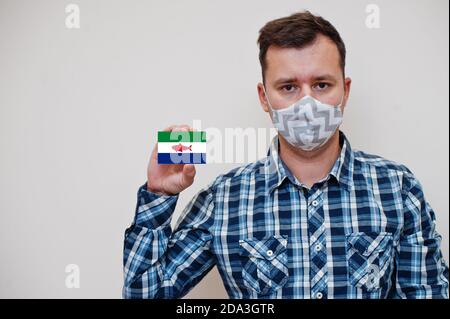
239;235;288;260
347;232;392;257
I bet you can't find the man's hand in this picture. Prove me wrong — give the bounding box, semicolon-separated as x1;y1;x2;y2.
146;125;197;196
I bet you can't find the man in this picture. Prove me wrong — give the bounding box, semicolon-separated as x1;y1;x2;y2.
123;11;449;299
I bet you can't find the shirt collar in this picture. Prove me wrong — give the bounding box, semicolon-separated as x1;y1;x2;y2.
264;130;355;194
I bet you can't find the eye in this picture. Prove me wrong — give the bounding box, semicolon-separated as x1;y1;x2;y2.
314;82;329;90
281;84;297;92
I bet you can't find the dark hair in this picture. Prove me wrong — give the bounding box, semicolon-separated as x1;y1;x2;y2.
257;11;346;83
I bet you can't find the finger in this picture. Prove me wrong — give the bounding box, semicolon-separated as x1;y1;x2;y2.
181;164;196;186
163;125;195;135
177;125;192;132
151;142;158;158
162;124;190;132
162;124;177;132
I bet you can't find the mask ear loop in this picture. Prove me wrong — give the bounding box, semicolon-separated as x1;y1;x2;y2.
336;93;346;116
337;93;345;108
262;85;275;114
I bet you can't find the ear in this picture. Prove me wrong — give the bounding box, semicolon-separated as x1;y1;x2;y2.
257;82;270;113
342;77;352;111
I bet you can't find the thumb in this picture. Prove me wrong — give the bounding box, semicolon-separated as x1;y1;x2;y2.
181;164;196;186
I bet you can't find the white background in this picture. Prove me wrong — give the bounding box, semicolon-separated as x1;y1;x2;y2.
0;0;448;298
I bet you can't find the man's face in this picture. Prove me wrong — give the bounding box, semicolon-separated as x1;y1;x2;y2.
257;34;351;115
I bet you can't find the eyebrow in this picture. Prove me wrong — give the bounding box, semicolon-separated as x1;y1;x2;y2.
273;77;297;86
272;74;337;86
313;74;336;81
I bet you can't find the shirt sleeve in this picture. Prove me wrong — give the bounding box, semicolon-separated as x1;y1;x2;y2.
392;170;449;298
122;182;217;299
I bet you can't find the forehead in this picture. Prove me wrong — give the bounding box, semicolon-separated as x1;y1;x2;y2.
265;34;341;81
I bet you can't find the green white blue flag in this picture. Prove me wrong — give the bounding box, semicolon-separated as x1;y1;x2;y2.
157;131;206;164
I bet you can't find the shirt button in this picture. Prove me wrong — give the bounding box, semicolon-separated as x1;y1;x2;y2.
315;244;322;252
266;250;273;257
315;292;323;299
312;200;319;207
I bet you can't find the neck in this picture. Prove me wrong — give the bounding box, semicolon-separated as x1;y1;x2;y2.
278;131;341;189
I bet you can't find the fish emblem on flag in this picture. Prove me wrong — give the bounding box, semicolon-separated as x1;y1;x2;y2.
171;143;192;152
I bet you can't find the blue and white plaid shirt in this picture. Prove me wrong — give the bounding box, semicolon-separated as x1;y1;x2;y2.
123;130;449;299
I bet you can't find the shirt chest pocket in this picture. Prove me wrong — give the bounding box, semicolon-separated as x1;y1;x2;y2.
346;232;394;291
239;235;289;295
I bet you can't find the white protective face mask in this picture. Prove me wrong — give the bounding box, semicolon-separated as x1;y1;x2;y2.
263;86;344;151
